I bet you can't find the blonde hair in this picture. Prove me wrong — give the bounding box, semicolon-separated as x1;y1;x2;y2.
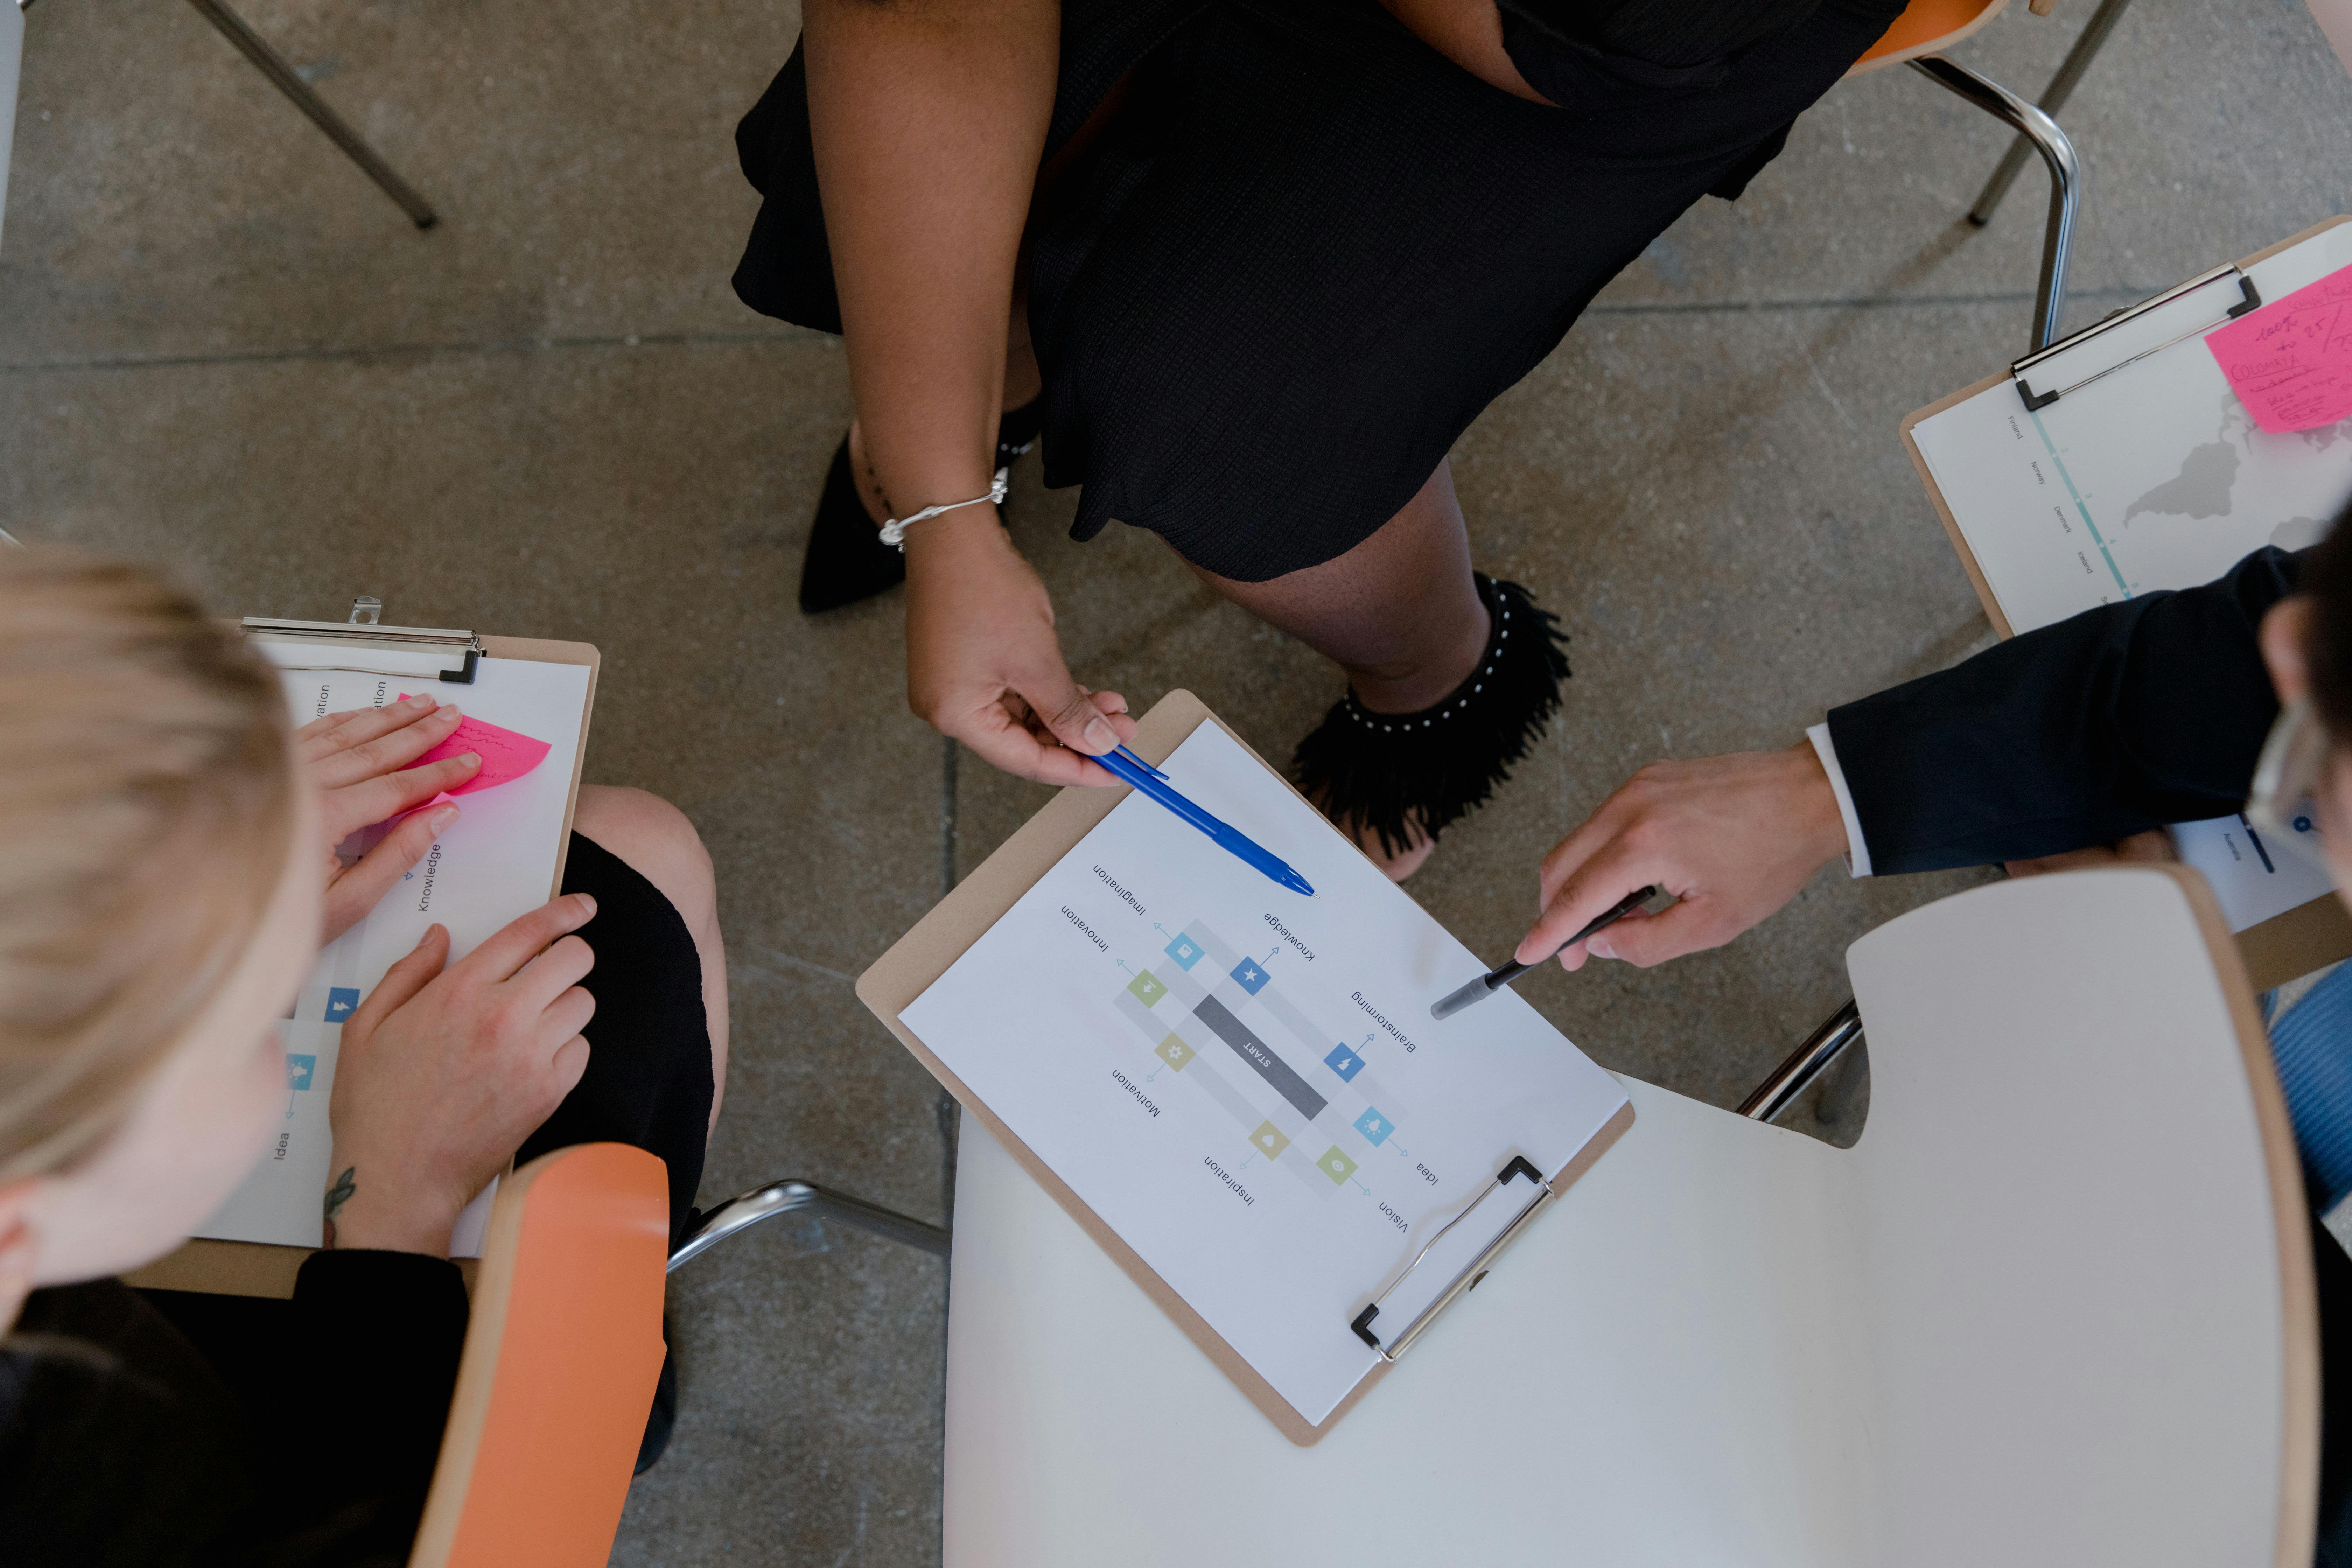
0;547;298;1184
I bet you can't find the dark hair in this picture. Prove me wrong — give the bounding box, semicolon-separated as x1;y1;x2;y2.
2303;505;2352;741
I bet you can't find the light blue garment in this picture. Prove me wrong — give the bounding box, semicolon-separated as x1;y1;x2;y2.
2268;960;2352;1212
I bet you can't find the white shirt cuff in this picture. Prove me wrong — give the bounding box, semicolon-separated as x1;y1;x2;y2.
1807;722;1874;879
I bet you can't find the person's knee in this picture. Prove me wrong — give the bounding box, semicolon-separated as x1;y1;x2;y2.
573;786;718;934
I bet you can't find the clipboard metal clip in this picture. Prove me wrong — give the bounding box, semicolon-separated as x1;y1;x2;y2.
1350;1154;1550;1363
241;611;484;684
2011;262;2262;412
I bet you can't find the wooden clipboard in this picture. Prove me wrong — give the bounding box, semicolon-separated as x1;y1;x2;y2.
856;689;1633;1446
122;632;600;1300
1898;215;2352;993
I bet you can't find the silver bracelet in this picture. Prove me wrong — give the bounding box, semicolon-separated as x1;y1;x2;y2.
877;468;1010;551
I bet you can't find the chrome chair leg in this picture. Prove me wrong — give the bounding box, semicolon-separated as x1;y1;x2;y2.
1970;0;2132;225
1908;55;2081;353
181;0;437;229
1739;998;1864;1124
667;1178;951;1273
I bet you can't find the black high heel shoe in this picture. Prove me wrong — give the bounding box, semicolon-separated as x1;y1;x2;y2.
797;397;1045;615
1292;574;1570;867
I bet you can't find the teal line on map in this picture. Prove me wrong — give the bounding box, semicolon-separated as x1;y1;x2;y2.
2026;406;2131;599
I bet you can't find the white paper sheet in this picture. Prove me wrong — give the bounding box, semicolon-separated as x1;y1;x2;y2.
2171;811;2334;931
1910;224;2352;932
900;721;1629;1427
1912;224;2352;638
196;653;592;1255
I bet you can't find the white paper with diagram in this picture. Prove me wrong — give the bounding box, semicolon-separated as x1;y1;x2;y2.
1910;223;2352;636
195;653;592;1255
898;719;1629;1428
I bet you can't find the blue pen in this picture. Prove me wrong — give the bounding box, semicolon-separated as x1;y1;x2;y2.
1094;745;1315;897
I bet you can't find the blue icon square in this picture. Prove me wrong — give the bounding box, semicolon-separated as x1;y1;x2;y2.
1229;958;1271;995
324;987;361;1022
1324;1043;1365;1082
1164;934;1205;971
1353;1105;1394;1146
286;1054;317;1091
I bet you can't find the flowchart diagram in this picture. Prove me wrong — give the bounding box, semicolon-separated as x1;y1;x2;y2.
1110;919;1419;1212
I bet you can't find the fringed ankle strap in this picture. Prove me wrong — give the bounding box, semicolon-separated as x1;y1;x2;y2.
1292;574;1570;859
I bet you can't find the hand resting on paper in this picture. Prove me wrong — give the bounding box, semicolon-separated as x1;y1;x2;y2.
322;894;598;1254
298;693;484;944
301;698;599;1257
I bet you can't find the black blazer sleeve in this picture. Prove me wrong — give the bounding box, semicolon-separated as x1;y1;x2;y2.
1825;546;2303;876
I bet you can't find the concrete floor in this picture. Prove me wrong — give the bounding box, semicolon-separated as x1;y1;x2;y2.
5;0;2350;1560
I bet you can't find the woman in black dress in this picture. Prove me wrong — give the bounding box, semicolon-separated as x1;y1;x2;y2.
737;0;1906;876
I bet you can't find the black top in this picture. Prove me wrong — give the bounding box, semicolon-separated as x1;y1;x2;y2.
1499;0;1824;74
732;0;1905;582
1826;546;2301;875
0;1252;467;1568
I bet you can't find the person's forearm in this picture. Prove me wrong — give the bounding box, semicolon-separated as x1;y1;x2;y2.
805;0;1057;520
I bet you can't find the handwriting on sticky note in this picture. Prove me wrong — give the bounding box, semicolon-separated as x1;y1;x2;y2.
399;698;552;796
2203;262;2352;434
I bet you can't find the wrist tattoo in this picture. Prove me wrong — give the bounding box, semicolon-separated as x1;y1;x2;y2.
322;1166;357;1249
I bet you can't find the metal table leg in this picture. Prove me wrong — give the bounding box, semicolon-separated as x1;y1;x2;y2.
182;0;437;229
1970;0;2132;225
1909;55;2080;353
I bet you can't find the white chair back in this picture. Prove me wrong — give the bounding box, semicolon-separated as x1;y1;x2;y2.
940;867;2313;1567
1848;865;2313;1567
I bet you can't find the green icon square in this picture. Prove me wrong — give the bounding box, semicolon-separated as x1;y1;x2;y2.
1248;1120;1290;1159
1155;1036;1196;1072
1127;970;1169;1008
1318;1146;1358;1185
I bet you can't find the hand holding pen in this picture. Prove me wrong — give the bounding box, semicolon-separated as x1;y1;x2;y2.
899;504;1140;789
1514;746;1849;971
1432;886;1657;1019
1094;744;1315;896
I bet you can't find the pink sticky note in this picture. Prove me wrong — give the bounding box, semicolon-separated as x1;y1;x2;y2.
398;790;460;822
2203;262;2352;434
399;697;552;796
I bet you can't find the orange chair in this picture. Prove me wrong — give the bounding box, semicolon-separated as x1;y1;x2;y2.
408;1144;670;1568
1847;0;2105;353
407;1143;951;1568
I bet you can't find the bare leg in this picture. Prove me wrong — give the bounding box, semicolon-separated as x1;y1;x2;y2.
1185;460;1490;877
571;786;731;1136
